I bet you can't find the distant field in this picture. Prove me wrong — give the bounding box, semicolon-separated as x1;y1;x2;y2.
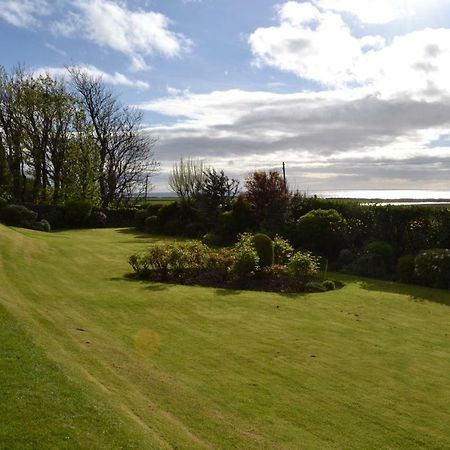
1;225;450;449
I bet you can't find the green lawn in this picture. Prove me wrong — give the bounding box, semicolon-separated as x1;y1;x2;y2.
1;225;450;449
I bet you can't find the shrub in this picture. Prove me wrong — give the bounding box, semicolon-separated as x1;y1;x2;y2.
305;281;327;292
26;204;65;228
130;241;210;281
64;199;92;227
184;222;205;238
135;209;148;230
202;231;222;247
348;253;386;278
337;249;355;268
88;210;107;228
156;202;187;235
144;215;159;233
231;245;259;282
217;210;236;243
366;241;393;267
244;170;290;231
0;205;37;226
288;251;320;289
322;280;336;291
104;208;137;227
29;219;51;232
252;233;274;268
273;235;294;265
414;249;450;289
397;254;415;284
0;197;7;208
295;209;347;260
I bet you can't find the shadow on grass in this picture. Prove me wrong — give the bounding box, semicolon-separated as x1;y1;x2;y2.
115;228;185;242
109;275;170;292
359;278;450;307
215;288;241;296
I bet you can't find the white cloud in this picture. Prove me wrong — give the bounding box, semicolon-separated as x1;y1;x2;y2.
138;88;450;189
249;1;450;98
0;0;49;28
53;0;192;70
312;0;442;24
34;65;150;89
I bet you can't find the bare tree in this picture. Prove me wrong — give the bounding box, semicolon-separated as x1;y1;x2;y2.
168;157;204;204
69;67;159;207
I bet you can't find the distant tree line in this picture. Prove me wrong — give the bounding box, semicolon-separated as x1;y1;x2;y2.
0;66;158;208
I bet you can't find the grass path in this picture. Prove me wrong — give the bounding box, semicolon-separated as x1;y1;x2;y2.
1;225;450;448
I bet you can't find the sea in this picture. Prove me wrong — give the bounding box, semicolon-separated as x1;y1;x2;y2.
150;189;450;205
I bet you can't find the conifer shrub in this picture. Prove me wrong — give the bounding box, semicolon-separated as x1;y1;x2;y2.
251;233;274;267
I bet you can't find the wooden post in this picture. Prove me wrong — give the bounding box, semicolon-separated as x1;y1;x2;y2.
282;162;287;192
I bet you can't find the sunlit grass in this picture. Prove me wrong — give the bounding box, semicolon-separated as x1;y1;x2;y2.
1;225;450;449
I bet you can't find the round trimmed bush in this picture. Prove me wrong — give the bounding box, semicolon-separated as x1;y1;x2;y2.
295;209;347;260
251;233;274;267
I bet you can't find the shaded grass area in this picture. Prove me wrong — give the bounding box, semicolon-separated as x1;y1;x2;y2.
1;225;450;449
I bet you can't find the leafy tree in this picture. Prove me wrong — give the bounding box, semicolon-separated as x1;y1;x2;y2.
196;168;239;225
244;170;290;231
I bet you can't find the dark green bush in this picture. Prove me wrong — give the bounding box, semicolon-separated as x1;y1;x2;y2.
156;202;183;235
29;219;51;232
0;205;37;226
64;199;92;227
396;254;415;284
202;231;222;247
217;210;236;243
337;249;355;268
144;215;159;233
366;241;394;267
251;233;274;268
0;197;7;208
184;222;206;238
26;204;65;228
348;253;386;278
305;281;327;292
322;280;336;291
295;209;347;260
135;209;147;230
414;249;450;289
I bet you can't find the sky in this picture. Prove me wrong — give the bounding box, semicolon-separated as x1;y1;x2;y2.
2;0;450;192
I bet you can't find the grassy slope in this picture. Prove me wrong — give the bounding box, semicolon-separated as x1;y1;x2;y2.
1;225;450;449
